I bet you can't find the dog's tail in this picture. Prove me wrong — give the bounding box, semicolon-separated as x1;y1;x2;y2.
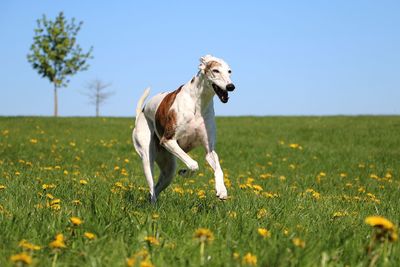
135;87;150;121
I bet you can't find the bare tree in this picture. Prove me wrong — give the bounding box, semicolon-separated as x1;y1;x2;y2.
83;79;114;117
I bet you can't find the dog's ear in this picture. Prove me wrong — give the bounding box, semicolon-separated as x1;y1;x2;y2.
199;55;213;73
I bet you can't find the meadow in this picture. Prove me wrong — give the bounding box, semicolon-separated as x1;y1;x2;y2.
0;116;399;267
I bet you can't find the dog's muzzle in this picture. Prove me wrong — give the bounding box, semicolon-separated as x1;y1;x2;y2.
226;83;235;92
212;83;235;103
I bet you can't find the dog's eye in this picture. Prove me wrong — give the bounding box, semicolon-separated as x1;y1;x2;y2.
228;70;232;74
212;69;220;73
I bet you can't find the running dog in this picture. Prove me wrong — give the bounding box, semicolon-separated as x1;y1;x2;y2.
132;55;235;202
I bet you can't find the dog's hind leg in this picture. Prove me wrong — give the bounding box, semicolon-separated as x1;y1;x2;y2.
133;113;157;202
154;145;176;198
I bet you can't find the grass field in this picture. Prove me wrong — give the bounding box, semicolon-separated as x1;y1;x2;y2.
1;116;400;267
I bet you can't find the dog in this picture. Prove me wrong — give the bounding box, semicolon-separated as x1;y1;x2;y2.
132;55;235;202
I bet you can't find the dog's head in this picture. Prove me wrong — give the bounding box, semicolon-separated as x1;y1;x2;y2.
199;55;235;103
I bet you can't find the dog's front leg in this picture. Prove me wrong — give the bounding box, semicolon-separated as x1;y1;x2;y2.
206;151;228;200
162;139;199;171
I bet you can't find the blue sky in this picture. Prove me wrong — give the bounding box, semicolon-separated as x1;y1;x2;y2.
1;1;399;116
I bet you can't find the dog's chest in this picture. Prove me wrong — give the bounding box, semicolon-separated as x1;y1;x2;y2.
176;116;206;152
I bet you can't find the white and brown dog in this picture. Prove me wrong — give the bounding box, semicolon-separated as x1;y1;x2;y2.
132;55;235;202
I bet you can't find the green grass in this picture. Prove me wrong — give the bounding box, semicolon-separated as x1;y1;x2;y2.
1;116;400;266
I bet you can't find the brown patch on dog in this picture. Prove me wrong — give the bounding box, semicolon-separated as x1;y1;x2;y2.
205;60;222;72
190;77;195;84
155;85;182;142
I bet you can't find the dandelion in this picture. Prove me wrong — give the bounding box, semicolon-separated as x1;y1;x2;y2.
194;228;214;265
228;211;237;218
257;228;271;238
29;139;38;144
139;260;154;267
42;183;56;190
127;249;152;267
0;185;6;190
333;211;348;218
19;239;41;251
72;199;82;205
289;143;299;149
48;199;61;211
242;252;257;266
84;232;96;240
172;186;185;195
365;215;397;241
283;228;289;236
49;233;66;249
70;217;83;226
79;179;88;185
257;208;268;219
292;237;306;248
252;184;263;191
10;252;32;265
194;228;214;243
144;236;160;246
365;216;394;230
197;189;206;199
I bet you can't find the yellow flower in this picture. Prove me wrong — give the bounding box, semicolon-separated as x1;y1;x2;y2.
283;228;289;236
42;183;56;190
49;233;66;249
197;190;206;199
228;211;237;218
242;252;257;266
257;228;271;238
10;252;32;265
292;237;306;248
0;185;6;190
84;232;96;240
365;216;395;231
144;236;160;246
289;143;299;149
333;211;348;218
70;216;83;226
19;239;41;251
252;184;263;191
194;228;214;243
126;257;136;267
172;186;184;195
72;199;81;205
257;208;268;219
140;260;154;267
79;179;88;185
30;139;38;144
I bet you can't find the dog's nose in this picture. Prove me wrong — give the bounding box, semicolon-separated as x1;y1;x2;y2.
226;83;235;91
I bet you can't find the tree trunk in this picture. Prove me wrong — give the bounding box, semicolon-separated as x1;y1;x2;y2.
96;93;99;117
54;84;58;117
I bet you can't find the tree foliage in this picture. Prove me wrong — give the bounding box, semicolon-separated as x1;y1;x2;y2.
27;12;93;88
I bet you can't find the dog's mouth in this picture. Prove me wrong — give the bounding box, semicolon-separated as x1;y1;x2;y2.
212;83;229;103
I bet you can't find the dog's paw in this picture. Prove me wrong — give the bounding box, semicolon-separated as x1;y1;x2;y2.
148;193;157;204
188;160;199;172
215;185;228;200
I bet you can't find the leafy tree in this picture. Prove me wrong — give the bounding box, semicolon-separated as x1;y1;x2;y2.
27;12;93;117
83;79;114;117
